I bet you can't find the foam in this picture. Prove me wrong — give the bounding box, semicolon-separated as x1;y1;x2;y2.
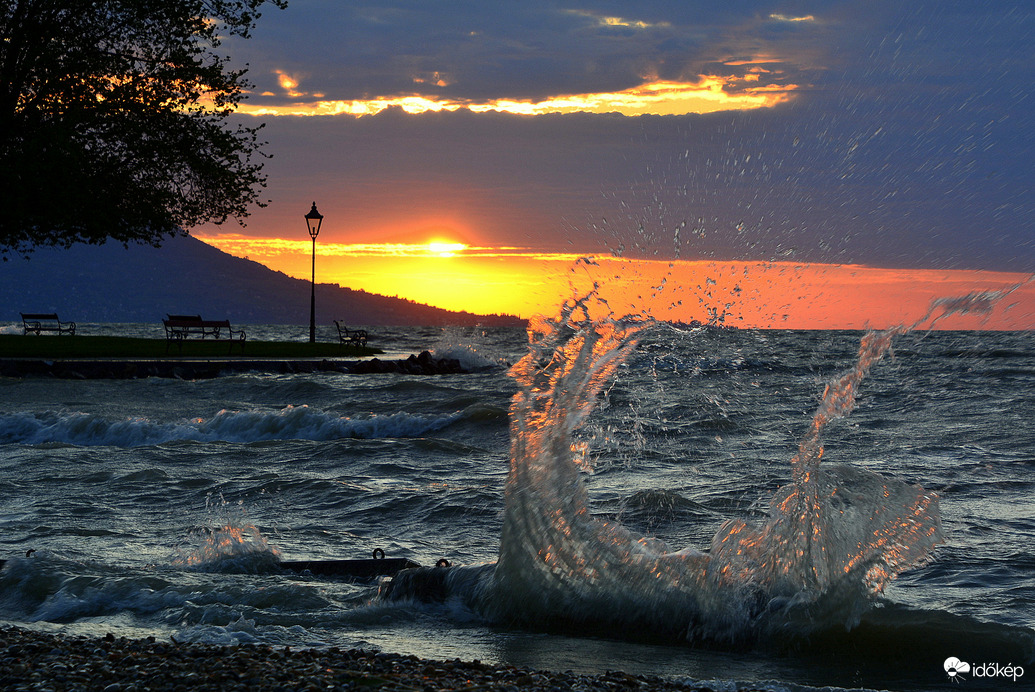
0;406;465;447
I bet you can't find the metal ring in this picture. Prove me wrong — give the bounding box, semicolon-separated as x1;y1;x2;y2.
372;548;386;560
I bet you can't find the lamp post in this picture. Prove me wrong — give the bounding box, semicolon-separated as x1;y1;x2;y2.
304;201;323;343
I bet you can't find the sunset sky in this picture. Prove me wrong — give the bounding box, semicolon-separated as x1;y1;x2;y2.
196;1;1035;329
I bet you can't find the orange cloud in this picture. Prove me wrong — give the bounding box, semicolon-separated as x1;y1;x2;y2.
274;70;305;98
413;71;452;88
235;76;795;118
768;13;816;23
563;10;672;30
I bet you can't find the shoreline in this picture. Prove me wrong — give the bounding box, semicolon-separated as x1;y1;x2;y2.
0;351;467;379
0;625;734;691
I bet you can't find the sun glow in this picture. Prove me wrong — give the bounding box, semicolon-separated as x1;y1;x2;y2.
427;241;466;257
196;235;1035;330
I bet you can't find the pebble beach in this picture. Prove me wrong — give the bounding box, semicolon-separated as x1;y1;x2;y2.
0;626;744;692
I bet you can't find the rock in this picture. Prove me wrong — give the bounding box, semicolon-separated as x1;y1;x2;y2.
0;350;476;379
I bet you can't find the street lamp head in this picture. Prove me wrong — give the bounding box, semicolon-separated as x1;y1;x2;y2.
305;202;322;343
304;201;323;239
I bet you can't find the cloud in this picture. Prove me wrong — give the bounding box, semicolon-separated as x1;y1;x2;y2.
234;76;795;117
561;9;672;31
229;1;826;109
274;70;305;98
224;89;1034;272
208;2;1035;275
768;14;816;23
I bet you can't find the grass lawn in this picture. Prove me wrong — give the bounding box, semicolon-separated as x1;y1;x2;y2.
0;334;380;360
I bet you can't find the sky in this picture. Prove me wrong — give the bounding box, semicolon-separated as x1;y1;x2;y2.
196;1;1035;328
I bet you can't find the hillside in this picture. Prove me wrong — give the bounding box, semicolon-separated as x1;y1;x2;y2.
0;235;525;327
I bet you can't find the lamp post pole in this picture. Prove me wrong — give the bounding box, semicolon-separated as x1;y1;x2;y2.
304;202;323;343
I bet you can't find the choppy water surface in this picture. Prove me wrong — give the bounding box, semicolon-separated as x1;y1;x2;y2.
1;321;1032;691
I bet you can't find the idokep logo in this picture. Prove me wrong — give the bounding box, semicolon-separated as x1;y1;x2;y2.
944;656;1025;683
944;657;970;681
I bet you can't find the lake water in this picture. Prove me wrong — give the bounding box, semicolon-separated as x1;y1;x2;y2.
0;315;1032;691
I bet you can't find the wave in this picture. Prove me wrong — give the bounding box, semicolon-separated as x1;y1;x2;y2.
0;406;465;447
380;293;1029;654
431;344;506;371
0;552;333;648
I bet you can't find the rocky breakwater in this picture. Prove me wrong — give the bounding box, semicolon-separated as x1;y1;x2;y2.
0;351;467;379
346;350;465;375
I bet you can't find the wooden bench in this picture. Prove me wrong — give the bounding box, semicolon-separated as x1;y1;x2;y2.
163;314;245;354
21;313;76;335
335;320;368;347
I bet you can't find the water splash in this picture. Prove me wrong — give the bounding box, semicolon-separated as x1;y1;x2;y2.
476;297;701;630
386;288;1019;645
171;495;280;573
708;326;941;605
172;524;279;572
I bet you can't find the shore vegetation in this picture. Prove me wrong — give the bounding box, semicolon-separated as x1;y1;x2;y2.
0;0;287;257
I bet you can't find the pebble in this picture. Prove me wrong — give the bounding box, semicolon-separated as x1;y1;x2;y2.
0;625;753;691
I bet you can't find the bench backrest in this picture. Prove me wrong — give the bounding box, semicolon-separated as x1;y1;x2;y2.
21;313;61;321
164;319;231;328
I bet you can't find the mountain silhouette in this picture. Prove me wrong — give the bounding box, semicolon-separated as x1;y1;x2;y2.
1;234;525;327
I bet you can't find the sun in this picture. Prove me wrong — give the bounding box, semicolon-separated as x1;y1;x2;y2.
427;241;467;257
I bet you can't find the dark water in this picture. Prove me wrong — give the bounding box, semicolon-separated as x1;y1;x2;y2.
0;320;1032;691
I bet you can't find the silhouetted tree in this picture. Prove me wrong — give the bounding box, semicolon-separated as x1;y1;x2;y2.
0;0;286;256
